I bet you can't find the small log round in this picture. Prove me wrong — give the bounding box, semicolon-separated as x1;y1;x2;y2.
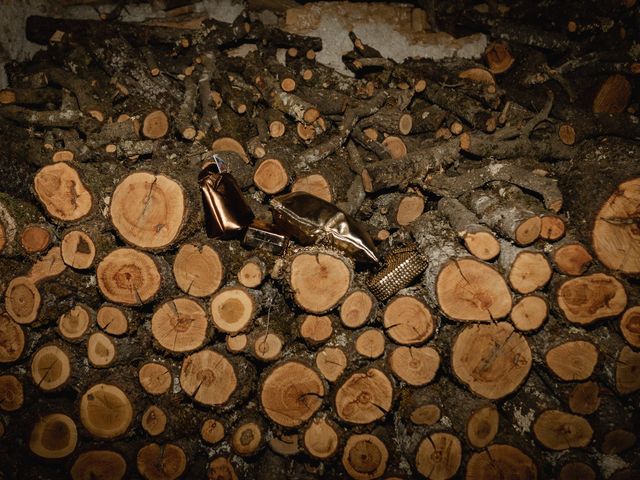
621;306;640;348
396;195;424;226
303;417;339;459
533;410;593;450
466;444;537;479
546;341;598;381
139;362;172;395
289;251;352;314
552;243;592;276
592;178;640;273
4;276;40;324
29;413;77;459
539;215;566;241
557;273;627;325
110;172;186;250
415;432;462;480
382;296;434;345
342;433;388;480
410;404;441;426
382;136;407;159
80;384;133;439
569;381;601;415
97;248;162;305
87;332;116;368
0;313;25;363
335;368;393;424
300;315;333;344
315;346;347;382
466;405;499;448
141;405;167;436
21;225;52;254
232;421;262;456
510;295;548;331
601;428;636;455
207;457;237;480
593;74;632;113
61;230;95;269
291;174;332;202
142;110;169;139
237;258;265;289
31;344;70;391
616;346;640;395
212;137;249;163
261;361;324;427
96;305;128;336
173;244;224;297
388;346;440;386
436;258;512;322
0;374;23;411
253;158;289;194
340;290;375;329
151;297;208;353
201;418;225;444
180;349;237;406
355;329;385;359
71;450;127;480
137;443;186;480
210;287;255;334
452;322;531;399
559;462;596;480
226;334;248;354
485;41;514;74
508;251;552;294
33;162;92;222
28;246;65;283
252;332;283;362
58;305;91;341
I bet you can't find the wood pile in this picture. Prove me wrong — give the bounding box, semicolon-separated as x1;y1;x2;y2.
0;0;639;478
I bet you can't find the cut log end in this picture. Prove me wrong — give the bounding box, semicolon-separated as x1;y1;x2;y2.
139;362;172;395
533;410;593;450
29;413;77;459
592;177;640;274
111;172;185;250
304;418;338;459
509;251;552;294
97;248;161;306
253;332;283;362
335;368;392;424
467;444;536;480
340;290;374;329
20;225;51;254
546;340;598;381
61;230;95;269
511;295;548;331
389;346;440;386
342;434;389;480
557;273;627;325
315;346;347;382
210;287;255;334
261;361;324;427
137;443;187;480
436;258;512;322
152;297;208;353
452;322;531;399
464;231;501;261
34;162;92;222
180;349;237;406
355;329;385;359
5;277;41;325
201;418;225;444
569;381;601;415
0;313;25;363
254;158;289;194
383;296;434;345
141;405;167;436
0;374;23;412
96;305;128;336
31;344;71;391
80;384;133;439
142;110;169;139
289;251;351;314
553;243;592;276
300;315;333;344
416;432;462;480
232;421;262;456
71;451;127;480
173;244;223;297
291;174;332;203
621;306;640;348
467;405;499;448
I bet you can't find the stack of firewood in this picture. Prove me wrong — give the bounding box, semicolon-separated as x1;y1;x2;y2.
0;1;639;479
